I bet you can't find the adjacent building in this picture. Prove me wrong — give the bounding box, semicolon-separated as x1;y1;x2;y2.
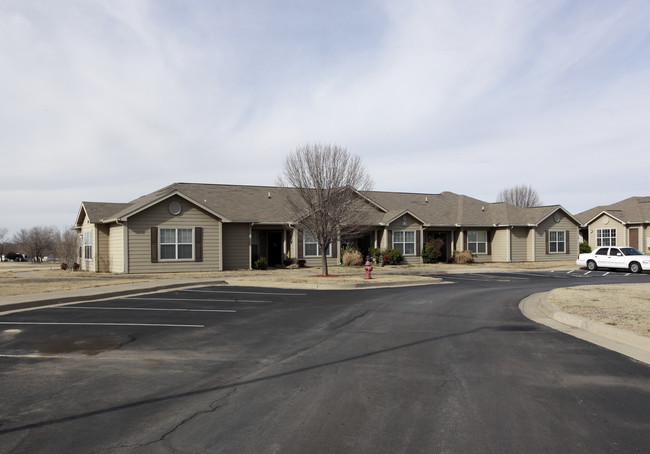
576;197;650;252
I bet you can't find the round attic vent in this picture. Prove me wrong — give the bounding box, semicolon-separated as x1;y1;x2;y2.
169;201;182;215
553;213;561;222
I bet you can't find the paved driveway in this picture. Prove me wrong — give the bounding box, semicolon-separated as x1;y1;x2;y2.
1;275;649;453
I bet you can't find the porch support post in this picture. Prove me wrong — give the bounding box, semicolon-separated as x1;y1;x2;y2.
282;229;287;263
248;224;252;270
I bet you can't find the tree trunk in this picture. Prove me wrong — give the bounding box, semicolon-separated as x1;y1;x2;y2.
321;250;329;276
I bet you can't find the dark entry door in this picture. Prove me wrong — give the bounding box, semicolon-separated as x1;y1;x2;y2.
268;231;283;266
630;228;639;250
433;232;449;262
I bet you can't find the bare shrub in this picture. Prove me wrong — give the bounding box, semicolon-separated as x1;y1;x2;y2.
342;249;364;266
454;250;475;264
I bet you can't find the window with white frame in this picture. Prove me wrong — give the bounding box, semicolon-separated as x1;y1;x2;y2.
83;231;92;260
304;231;330;257
596;228;616;247
393;230;416;255
467;231;487;254
160;228;193;260
549;230;565;253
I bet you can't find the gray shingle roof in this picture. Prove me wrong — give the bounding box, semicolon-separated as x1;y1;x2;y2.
575;197;650;224
80;202;131;223
78;182;573;227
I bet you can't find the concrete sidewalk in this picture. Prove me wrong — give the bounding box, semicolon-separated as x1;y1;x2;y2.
520;293;650;365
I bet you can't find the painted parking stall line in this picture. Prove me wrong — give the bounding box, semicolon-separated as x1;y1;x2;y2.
123;297;272;303
53;306;237;313
0;321;204;328
184;289;307;296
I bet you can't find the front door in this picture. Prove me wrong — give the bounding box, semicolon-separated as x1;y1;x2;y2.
267;231;283;267
630;228;639;249
426;232;449;262
434;232;449;262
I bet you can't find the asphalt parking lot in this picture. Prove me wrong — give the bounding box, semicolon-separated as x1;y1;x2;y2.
1;276;650;453
0;287;318;358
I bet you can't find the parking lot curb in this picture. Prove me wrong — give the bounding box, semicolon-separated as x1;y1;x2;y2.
223;277;444;290
520;292;650;365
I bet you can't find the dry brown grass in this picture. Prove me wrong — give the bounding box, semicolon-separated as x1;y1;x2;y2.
549;284;650;337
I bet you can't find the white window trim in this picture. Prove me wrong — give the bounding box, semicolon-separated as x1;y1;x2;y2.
548;230;566;253
159;227;194;261
467;231;488;255
596;228;617;247
304;232;331;257
83;231;92;260
393;230;416;256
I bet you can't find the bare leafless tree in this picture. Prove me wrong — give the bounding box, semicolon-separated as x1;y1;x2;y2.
56;228;79;269
13;225;58;262
0;227;8;261
496;184;542;207
277;143;373;276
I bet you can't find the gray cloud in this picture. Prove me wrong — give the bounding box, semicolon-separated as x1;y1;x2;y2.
1;0;649;234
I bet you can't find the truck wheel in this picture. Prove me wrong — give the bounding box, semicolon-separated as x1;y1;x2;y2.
587;260;597;271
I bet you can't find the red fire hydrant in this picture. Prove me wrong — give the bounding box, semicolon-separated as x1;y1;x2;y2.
364;260;373;279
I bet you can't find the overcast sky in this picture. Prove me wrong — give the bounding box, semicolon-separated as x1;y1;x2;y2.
2;0;649;235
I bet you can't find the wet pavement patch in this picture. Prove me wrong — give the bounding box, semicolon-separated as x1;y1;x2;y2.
493;325;540;332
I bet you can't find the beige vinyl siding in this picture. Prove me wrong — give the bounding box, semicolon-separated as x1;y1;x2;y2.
97;224;110;272
388;215;422;265
223;223;251;270
108;223;125;273
535;213;579;261
587;215;623;249
511;227;529;262
302;257;340;268
489;229;509;262
127;196;221;273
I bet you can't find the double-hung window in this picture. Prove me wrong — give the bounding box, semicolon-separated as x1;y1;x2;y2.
160;228;193;260
83;231;92;260
304;231;330;257
393;231;416;255
596;228;616;247
467;231;487;254
549;230;565;253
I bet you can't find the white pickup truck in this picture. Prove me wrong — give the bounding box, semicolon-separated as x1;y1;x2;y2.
576;246;650;273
